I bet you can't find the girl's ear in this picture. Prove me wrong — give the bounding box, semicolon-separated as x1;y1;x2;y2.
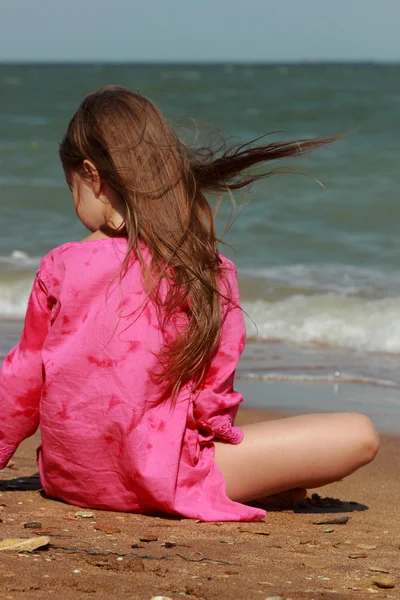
83;159;101;197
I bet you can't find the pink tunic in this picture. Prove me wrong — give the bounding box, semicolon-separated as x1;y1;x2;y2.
0;239;265;522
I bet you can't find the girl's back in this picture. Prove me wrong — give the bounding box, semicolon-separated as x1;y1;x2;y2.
2;237;264;521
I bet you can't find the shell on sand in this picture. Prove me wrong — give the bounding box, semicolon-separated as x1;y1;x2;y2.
0;536;50;552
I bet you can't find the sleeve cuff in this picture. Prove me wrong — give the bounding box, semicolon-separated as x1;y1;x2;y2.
197;420;244;445
0;440;17;470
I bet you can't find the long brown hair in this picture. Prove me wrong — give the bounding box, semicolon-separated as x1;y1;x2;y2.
59;85;335;400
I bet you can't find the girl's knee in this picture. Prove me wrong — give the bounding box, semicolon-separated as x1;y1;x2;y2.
348;413;380;465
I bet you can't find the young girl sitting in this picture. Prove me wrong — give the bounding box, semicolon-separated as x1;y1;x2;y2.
0;86;379;522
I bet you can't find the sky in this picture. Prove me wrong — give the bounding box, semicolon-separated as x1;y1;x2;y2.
0;0;399;63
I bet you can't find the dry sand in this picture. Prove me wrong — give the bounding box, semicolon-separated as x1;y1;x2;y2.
0;408;398;600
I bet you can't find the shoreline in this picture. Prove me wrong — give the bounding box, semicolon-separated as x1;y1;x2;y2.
236;379;400;435
0;404;398;599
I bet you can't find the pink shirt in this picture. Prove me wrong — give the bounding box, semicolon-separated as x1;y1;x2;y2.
0;239;265;522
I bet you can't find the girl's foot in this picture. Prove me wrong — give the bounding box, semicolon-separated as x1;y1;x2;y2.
249;487;307;510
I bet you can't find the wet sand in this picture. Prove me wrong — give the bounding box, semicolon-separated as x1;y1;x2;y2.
0;406;398;600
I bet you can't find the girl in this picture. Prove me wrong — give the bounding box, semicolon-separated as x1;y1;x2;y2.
0;86;379;522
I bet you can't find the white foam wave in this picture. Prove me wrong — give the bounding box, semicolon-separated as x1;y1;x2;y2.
243;294;400;353
0;251;40;271
0;277;33;318
3;258;400;353
0;251;38;317
241;264;400;297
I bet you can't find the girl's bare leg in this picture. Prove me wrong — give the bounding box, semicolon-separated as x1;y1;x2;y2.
214;412;379;503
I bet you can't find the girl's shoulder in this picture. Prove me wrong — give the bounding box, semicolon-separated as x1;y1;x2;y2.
55;236;127;252
43;237;128;260
217;252;238;277
37;238;129;283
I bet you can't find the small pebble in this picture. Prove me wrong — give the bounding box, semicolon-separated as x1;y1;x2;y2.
324;527;335;533
349;553;368;559
265;596;284;600
72;569;81;573
35;530;55;535
24;522;42;529
220;540;235;544
139;535;158;542
238;528;270;536
150;597;173;600
356;543;377;550
314;516;349;525
370;566;390;574
75;511;94;518
372;576;395;589
94;524;121;534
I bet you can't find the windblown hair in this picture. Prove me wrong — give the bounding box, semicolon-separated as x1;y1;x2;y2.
59;85;334;400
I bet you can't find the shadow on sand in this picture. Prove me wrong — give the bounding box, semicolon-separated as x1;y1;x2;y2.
248;492;368;513
0;473;42;492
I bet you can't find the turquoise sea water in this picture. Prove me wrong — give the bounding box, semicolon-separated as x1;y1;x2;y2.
1;63;400;428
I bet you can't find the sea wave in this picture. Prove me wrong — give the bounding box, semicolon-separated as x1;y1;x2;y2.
240;264;400;298
0;276;34;318
0;250;40;271
243;294;400;353
0;251;38;318
2;254;400;354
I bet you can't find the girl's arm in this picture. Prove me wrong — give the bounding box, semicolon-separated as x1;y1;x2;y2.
193;262;246;445
0;268;51;468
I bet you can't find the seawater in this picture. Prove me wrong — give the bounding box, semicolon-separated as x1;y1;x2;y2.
1;63;400;428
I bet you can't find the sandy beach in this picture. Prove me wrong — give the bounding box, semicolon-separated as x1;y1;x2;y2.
0;403;398;600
